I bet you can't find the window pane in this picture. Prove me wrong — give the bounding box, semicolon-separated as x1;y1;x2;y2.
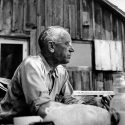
67;42;92;67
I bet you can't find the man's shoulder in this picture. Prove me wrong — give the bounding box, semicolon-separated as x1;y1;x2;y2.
24;55;42;63
22;55;44;67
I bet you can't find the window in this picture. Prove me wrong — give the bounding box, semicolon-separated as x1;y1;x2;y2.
67;41;92;68
94;39;123;71
0;38;29;79
66;41;92;90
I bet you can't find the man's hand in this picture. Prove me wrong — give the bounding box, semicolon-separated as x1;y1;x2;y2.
101;95;113;110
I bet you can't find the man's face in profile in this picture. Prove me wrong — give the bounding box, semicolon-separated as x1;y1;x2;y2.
53;32;74;64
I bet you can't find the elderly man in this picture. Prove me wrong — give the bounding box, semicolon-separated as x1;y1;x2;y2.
0;26;75;122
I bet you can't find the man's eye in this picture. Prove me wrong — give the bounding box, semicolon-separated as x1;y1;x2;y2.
65;42;69;46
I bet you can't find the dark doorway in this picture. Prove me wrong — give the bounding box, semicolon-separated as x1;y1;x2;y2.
1;44;23;79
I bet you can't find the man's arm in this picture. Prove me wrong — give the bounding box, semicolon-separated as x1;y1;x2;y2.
37;101;65;118
59;70;80;104
20;58;60;117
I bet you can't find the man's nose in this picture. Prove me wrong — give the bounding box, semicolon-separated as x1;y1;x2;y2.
69;46;74;52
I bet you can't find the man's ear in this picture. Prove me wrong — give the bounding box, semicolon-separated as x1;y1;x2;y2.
48;41;55;53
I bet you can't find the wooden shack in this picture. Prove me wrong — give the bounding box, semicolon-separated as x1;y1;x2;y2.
0;0;125;91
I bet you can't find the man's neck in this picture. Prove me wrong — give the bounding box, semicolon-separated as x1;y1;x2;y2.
42;53;59;70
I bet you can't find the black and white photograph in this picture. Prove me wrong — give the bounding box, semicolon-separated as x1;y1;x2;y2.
0;0;125;125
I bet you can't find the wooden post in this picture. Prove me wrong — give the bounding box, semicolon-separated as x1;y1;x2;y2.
30;29;37;55
0;0;3;31
121;22;125;70
0;44;1;76
92;0;95;39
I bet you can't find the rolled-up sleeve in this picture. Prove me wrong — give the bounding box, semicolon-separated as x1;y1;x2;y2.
20;58;51;114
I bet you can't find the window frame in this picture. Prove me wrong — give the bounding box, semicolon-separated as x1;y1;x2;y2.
66;40;94;91
0;37;29;77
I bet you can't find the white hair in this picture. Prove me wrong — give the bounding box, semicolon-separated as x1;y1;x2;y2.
38;26;69;50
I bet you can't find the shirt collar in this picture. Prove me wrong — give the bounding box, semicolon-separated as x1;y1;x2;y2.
39;53;59;77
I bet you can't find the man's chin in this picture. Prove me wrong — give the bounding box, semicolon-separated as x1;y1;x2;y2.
61;60;70;64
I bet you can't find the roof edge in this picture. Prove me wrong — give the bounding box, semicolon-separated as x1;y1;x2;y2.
101;0;125;18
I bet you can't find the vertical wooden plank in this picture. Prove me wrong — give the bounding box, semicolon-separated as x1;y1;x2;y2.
89;71;93;90
101;9;106;39
110;13;113;40
117;19;120;41
102;9;111;40
81;71;91;90
68;5;76;38
118;20;122;41
83;0;91;39
2;0;12;34
0;0;3;30
103;72;113;91
64;0;77;38
121;22;125;70
121;22;125;42
36;0;46;54
12;0;18;31
81;71;86;90
29;0;37;26
80;0;91;40
36;0;41;53
24;0;37;30
63;0;69;29
30;29;37;55
12;0;24;32
80;0;83;39
96;72;104;91
37;0;40;16
80;0;85;39
93;71;98;90
36;16;41;54
112;15;117;41
94;2;102;39
88;0;93;39
72;4;76;39
53;0;63;26
97;72;103;81
40;0;45;26
104;11;111;40
92;0;95;39
76;0;81;39
73;70;82;90
82;11;89;39
116;19;119;41
0;44;1;76
74;0;77;39
23;0;27;30
96;81;104;91
45;0;53;27
68;5;72;35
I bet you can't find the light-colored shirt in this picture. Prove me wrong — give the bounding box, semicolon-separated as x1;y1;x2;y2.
0;54;73;120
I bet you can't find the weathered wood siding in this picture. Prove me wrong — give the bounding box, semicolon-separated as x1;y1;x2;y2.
67;67;93;90
0;0;125;43
0;0;125;90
